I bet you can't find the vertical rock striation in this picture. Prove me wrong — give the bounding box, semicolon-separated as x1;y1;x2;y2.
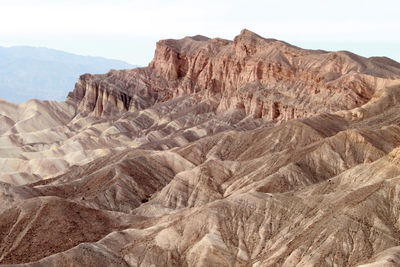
67;30;400;122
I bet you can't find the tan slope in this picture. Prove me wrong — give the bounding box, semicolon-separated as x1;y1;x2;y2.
6;86;400;266
0;196;137;265
30;149;194;213
0;95;258;185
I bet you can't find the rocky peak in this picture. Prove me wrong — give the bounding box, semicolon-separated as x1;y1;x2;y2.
149;34;218;81
68;30;400;121
233;29;277;56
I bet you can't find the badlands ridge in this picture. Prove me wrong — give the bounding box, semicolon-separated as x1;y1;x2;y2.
1;30;400;266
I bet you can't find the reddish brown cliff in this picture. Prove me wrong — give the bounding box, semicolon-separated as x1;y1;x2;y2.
68;29;400;121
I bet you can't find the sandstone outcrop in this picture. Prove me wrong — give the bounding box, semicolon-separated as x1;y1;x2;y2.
69;29;400;121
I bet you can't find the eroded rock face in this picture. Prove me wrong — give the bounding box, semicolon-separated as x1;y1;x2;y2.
70;29;400;119
2;30;400;267
150;29;400;120
67;70;160;116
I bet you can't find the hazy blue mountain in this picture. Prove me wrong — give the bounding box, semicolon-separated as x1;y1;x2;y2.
0;46;136;103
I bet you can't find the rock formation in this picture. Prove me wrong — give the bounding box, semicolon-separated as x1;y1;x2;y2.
1;30;400;266
69;29;400;120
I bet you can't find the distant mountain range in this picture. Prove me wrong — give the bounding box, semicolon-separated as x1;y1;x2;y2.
0;46;136;103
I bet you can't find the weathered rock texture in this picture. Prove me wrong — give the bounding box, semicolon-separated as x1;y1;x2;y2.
69;29;400;120
1;30;400;267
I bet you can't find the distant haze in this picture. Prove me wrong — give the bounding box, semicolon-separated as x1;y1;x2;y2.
0;1;398;103
0;46;135;103
0;0;398;66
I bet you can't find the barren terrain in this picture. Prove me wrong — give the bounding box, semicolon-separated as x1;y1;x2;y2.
1;30;400;266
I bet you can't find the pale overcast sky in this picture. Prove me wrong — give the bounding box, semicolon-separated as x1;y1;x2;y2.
0;0;399;65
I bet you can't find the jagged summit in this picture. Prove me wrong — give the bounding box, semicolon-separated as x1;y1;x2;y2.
187;34;210;41
238;28;264;38
234;28;280;45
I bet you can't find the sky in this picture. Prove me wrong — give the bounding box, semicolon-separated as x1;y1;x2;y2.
0;0;399;65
